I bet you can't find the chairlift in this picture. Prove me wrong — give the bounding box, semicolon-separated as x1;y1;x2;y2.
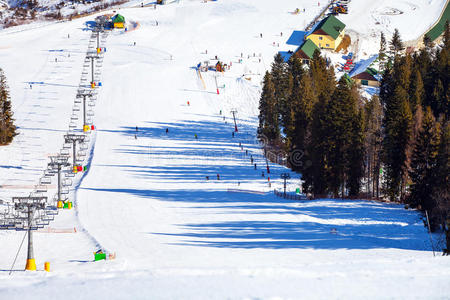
63;178;72;186
41;213;54;222
40;177;52;185
60;149;70;156
45;207;58;215
44;170;54;177
36;218;49;227
35;185;47;193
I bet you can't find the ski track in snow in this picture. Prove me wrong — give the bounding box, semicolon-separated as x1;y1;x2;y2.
0;0;450;299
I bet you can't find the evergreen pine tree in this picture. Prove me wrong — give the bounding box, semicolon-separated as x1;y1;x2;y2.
428;45;449;117
303;93;328;196
309;51;335;99
322;77;363;197
258;71;280;143
379;32;387;71
364;95;383;198
383;84;413;201
431;121;449;241
323;77;352;197
409;70;424;113
379;64;393;106
347;107;365;196
271;53;291;127
0;68;16;145
409;107;441;211
291;73;316;172
390;28;404;56
283;58;305;153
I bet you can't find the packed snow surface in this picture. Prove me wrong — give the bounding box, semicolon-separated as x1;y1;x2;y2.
1;0;449;299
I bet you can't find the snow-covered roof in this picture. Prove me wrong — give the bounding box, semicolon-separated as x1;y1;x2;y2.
349;54;378;78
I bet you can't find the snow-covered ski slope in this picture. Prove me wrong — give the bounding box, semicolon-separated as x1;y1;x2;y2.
1;0;450;299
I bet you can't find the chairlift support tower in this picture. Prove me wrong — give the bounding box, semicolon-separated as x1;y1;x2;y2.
281;173;291;197
64;134;86;167
76;89;93;128
86;53;100;87
230;109;238;132
11;196;47;271
48;155;70;202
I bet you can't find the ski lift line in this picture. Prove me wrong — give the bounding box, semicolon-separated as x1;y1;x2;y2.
1;27;108;245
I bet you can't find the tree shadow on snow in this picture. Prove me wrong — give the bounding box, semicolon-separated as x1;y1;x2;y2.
84;117;430;251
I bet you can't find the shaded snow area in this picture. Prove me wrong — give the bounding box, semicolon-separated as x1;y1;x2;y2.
1;0;450;299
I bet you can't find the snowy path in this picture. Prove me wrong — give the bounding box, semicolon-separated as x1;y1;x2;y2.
1;1;450;299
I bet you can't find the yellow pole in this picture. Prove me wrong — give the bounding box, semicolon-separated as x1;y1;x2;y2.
25;259;36;271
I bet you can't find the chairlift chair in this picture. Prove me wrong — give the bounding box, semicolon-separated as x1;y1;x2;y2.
60;149;70;156
40;177;52;185
65;171;75;178
42;212;54;221
45;207;58;215
35;185;47;193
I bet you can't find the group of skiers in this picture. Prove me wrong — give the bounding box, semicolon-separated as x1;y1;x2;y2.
133;103;270;187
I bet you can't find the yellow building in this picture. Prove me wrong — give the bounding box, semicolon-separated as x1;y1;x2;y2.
305;15;345;50
112;14;125;29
